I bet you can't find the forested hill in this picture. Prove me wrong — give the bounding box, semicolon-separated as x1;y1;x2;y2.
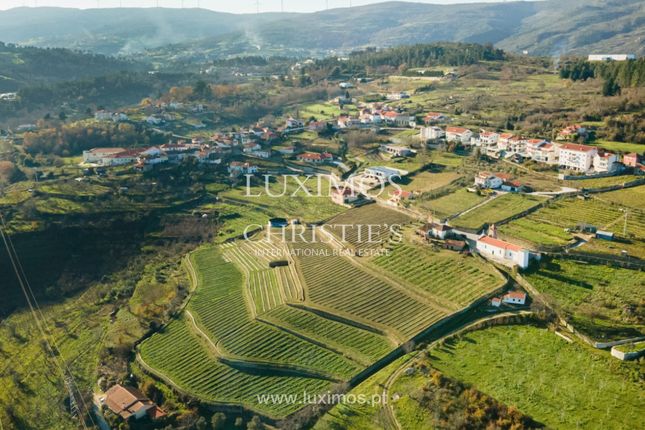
1;1;643;58
0;43;144;92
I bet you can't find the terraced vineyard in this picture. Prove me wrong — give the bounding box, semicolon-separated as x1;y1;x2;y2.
518;197;645;238
326;204;412;251
372;244;504;308
139;318;332;417
289;234;446;339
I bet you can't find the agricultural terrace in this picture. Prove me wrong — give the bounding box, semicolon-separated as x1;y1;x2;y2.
187;246;360;378
525;259;645;341
289;231;446;340
326;204;413;251
498;217;573;248
139;318;332;417
431;325;644;430
562;175;641;190
372;244;504;309
416;188;486;219
515;196;645;238
451;193;548;230
595;185;645;211
576;237;645;260
220;175;345;224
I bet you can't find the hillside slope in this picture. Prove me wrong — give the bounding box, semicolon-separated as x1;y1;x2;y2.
0;1;643;57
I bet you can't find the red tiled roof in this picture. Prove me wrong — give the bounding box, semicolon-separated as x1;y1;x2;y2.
559;143;597;152
504;291;527;300
479;235;525;252
446;126;469;134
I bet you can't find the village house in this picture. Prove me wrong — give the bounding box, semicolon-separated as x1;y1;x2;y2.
443;239;467;252
478;130;499;146
420;126;445;141
382;111;415;127
476;235;530;269
502;291;527;305
387;189;414;206
506;135;526;154
501;180;522;192
337;115;362;129
418;222;453;239
243;142;262;153
251;149;272;159
424;112;448;124
445;126;473;144
307;120;328;132
285;117;305;131
381;144;413;157
496;132;515;150
145;115;163;125
296;152;333;164
102;384;165;421
527;140;558;164
386;91;410;101
594;151;618;172
623;152;640;167
558;143;598;171
228;161;258;175
474;171;503;189
588;54;635;61
557;124;587;141
331;186;360;206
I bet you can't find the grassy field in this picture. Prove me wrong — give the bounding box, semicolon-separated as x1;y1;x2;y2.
525;259;645;341
395;171;462;193
591;140;645;154
430;325;644;430
563;175;641;190
595;185;645;211
499;217;574;248
416;188;486;219
372;243;503;309
451;193;548;230
576;237;645;260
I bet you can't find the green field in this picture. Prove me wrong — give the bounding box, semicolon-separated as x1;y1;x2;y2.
451;193;548;230
595;185;645;211
499;217;574;248
525;259;645;340
372;243;503;309
416;188;486;219
591;140;645;154
431;325;644;430
563;175;641;190
395;171;462;193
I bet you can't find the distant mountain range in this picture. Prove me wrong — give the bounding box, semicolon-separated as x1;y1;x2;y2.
0;0;643;59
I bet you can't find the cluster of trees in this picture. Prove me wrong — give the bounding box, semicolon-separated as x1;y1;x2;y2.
413;367;543;429
22;122;166;156
311;43;505;78
559;58;645;95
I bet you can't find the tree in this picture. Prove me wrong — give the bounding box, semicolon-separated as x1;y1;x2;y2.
211;412;227;429
192;80;212;100
602;76;621;96
194;416;207;430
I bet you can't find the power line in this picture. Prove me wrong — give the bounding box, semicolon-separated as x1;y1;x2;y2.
0;214;96;429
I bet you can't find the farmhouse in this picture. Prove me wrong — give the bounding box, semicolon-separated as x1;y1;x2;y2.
285;117;305;130
387;189;414;206
443;239;467;252
445;126;472;144
527;140;558;164
102;384;165;421
424;112;448;123
558;143;598;171
228;161;258;175
476;235;529;269
419;222;453;239
296;152;333;164
381;144;413;157
331;186;360;206
474;171;503;189
420;126;445;140
382;111;415;127
502;291;527;305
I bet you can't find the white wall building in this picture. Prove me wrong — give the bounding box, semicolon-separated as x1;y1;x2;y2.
558;143;598;172
588;54;635;62
420;126;445;140
476;236;530;269
594;152;618;172
445;127;473;144
474;171;503;189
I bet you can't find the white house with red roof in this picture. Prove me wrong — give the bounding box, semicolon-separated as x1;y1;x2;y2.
594;151;618;172
476;235;529;269
557;124;586;141
445;126;472;144
82;147;126;164
497;133;515;150
296;152;333;164
527;140;558;164
331;186;360;206
424;112;448;124
478;130;499;146
474;171;503;189
502;291;527;305
558;143;598;171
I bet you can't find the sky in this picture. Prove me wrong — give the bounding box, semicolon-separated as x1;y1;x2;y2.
0;0;513;14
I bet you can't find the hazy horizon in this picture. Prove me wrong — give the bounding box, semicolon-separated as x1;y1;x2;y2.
0;0;531;14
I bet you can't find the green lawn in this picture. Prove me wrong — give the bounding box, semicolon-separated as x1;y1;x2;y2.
595;185;645;211
525;259;645;341
431;325;644;430
499;217;573;248
591;140;645;154
451;193;548;230
416;188;486;219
